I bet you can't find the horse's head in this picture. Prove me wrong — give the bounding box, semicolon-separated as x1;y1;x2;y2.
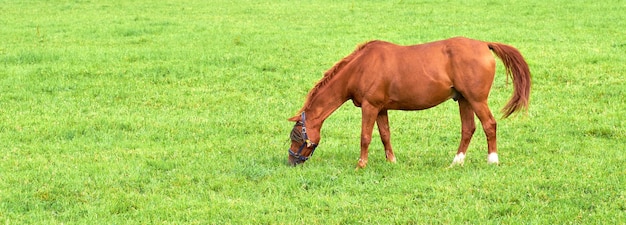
287;112;318;166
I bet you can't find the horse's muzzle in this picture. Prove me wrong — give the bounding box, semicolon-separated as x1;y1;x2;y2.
287;156;300;166
287;150;308;166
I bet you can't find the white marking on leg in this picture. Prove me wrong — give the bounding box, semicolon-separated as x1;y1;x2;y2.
451;152;465;166
487;153;499;164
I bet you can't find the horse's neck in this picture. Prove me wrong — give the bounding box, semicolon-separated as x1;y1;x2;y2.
304;80;350;139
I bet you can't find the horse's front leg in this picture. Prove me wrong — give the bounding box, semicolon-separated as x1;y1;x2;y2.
376;110;396;163
358;104;379;168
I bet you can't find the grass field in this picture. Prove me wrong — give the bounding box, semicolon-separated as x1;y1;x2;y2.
1;0;625;224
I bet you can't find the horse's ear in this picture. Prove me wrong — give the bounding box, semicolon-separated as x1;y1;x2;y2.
287;115;300;122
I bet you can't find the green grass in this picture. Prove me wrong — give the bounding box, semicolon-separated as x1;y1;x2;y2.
1;0;625;224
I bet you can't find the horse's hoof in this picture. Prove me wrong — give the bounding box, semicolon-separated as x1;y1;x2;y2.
450;152;465;167
487;153;499;165
356;158;367;169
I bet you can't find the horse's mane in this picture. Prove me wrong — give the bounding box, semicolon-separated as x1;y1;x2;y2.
292;41;380;118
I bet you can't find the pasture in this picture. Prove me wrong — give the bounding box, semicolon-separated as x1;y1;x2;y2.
1;0;625;224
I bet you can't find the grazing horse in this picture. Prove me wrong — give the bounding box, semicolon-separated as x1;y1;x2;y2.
287;37;531;168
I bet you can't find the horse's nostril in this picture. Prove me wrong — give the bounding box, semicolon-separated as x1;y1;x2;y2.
288;156;297;166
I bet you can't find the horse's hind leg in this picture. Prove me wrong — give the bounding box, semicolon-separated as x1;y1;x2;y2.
451;98;476;166
470;101;499;164
376;110;396;163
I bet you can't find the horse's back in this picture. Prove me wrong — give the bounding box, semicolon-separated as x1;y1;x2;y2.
346;37;496;110
353;37;493;73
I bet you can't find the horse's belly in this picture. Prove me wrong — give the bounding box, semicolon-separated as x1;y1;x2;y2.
387;99;450;110
387;86;454;110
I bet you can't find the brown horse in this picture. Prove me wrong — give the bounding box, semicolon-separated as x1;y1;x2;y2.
287;37;531;168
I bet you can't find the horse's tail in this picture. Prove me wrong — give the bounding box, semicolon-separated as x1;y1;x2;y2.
488;42;531;118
